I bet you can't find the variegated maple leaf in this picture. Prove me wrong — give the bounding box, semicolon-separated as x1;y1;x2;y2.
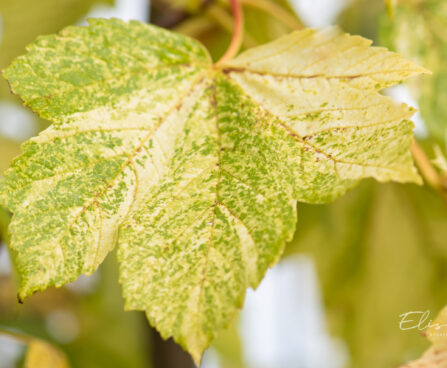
0;19;427;363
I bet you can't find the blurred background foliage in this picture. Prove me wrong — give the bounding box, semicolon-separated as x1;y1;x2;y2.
0;0;446;367
0;0;114;100
380;0;447;146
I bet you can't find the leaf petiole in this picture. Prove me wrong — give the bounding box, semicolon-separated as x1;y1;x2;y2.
411;141;447;206
215;0;243;66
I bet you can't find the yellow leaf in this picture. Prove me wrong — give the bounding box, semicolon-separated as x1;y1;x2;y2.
25;340;70;368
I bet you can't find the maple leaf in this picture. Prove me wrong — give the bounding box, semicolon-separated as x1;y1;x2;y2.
0;19;426;362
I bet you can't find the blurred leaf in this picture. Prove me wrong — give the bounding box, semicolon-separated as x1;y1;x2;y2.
385;0;396;21
0;135;21;173
380;0;447;143
25;339;70;368
170;0;202;13
433;145;447;174
211;317;244;368
241;0;294;45
150;0;202;28
0;136;21;244
65;255;151;368
0;255;151;368
0;206;10;243
287;181;447;367
337;0;385;40
0;0;114;99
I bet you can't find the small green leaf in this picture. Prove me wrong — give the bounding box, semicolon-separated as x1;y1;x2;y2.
0;19;426;363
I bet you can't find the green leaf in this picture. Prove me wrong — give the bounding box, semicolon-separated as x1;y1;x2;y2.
0;19;426;362
380;0;447;143
337;0;385;41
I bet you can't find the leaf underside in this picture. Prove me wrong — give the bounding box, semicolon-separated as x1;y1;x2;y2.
0;19;426;363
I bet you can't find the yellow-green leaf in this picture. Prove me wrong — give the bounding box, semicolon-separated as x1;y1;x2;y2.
0;20;426;363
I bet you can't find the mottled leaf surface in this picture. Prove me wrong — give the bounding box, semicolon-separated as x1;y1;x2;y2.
380;0;447;142
0;19;425;362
